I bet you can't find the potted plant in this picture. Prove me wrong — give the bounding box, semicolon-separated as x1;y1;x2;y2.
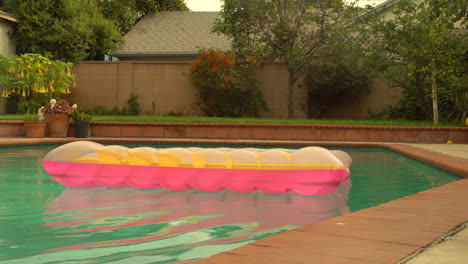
41;99;76;137
23;107;47;138
71;109;92;138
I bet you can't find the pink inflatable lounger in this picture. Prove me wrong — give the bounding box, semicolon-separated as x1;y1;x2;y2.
43;141;352;196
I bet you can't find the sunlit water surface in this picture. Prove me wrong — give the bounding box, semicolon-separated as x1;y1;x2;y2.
0;144;460;263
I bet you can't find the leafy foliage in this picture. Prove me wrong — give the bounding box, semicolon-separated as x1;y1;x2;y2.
98;0;189;35
0;53;76;98
17;98;41;115
366;0;468;124
71;110;92;121
307;32;372;118
3;0;122;62
427;0;468;26
84;106;120;116
188;48;267;117
127;92;142;116
214;0;361;118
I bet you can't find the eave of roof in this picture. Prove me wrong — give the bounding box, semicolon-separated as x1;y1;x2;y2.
373;0;401;11
114;53;198;57
0;10;19;23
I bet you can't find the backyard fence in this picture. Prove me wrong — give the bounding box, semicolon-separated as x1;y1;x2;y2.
1;60;401;119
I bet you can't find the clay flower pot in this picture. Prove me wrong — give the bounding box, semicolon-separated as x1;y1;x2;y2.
24;121;47;138
45;113;70;137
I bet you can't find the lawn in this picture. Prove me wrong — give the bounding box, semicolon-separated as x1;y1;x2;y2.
0;114;462;127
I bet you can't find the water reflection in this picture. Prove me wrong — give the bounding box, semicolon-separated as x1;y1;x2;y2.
23;180;350;263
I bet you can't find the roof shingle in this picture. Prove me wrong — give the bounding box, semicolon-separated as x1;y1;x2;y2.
113;11;231;57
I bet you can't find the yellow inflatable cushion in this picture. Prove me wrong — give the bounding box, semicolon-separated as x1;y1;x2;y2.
258;163;343;170
93;148;127;164
127;150;157;166
191;153;206;168
155;151;183;167
74;156;99;164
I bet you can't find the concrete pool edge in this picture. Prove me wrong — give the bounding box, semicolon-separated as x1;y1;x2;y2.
1;137;467;263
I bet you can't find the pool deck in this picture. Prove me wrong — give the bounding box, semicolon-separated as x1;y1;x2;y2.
1;137;467;263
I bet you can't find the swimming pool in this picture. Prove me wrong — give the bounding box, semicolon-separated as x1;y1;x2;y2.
0;144;460;263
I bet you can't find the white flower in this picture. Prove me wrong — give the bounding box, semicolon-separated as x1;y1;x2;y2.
37;107;45;121
72;104;77;110
50;99;57;109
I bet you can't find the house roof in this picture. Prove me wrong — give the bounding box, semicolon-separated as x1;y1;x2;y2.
373;0;400;11
112;11;231;57
0;10;19;23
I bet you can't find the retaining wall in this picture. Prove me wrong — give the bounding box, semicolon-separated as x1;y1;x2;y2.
1;121;466;143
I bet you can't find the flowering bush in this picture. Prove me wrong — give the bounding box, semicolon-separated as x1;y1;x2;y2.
188;48;266;117
189;48;236;96
0;53;76;98
41;99;76;115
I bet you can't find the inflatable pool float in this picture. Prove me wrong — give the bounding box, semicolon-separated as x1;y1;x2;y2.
43;141;352;196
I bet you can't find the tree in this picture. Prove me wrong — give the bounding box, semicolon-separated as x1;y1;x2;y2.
80;1;124;60
367;0;468;124
428;0;468;26
307;32;372;118
213;0;361;118
98;0;189;35
3;0;122;63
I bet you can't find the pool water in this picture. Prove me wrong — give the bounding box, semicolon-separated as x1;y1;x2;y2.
0;144;460;263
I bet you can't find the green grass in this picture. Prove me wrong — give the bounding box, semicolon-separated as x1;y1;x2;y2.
0;114;462;127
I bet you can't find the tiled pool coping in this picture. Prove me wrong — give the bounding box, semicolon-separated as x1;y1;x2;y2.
1;137;467;264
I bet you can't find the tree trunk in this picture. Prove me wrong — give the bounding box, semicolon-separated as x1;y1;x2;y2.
432;64;439;125
287;71;295;118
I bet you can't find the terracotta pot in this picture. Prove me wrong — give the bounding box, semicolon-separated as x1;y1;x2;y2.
24;121;47;138
45;113;70;137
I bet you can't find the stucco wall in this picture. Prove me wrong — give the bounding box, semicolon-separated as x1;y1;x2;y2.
0;19;16;114
68;61;309;118
69;60;399;119
324;78;402;119
0;19;15;58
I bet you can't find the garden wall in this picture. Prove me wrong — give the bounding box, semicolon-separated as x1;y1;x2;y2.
67;60;400;119
67;61;308;119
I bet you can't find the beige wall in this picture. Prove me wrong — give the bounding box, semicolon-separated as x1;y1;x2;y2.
0;19;16;114
0;19;16;58
325;78;402;119
69;60;309;118
69;60;398;119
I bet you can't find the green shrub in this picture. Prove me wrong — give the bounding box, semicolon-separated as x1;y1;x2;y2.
165;111;183;117
121;107;127;116
71;110;92;121
17;99;42;115
5;94;20;114
306;34;372;118
127;92;141;116
85;106;120;116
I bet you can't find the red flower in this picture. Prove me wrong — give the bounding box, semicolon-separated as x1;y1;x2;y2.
41;99;75;115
